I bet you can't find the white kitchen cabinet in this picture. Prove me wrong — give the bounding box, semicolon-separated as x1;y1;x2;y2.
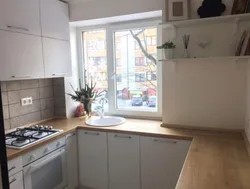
0;0;41;35
9;171;24;189
108;133;140;189
0;30;44;81
78;130;108;189
40;0;69;40
66;132;78;189
140;136;191;189
43;37;72;78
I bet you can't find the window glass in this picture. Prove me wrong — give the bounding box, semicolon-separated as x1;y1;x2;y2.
114;27;157;111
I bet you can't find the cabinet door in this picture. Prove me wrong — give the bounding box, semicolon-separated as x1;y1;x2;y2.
0;30;44;81
43;37;72;78
108;133;140;189
40;0;69;40
78;130;108;189
140;136;191;189
9;171;24;189
66;132;78;189
0;0;41;35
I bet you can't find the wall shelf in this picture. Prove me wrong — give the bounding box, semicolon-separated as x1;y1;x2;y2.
158;56;250;62
159;13;250;29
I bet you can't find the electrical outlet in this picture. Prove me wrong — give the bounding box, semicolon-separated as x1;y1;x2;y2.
21;97;33;106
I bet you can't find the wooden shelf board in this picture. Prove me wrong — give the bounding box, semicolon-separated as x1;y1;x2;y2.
158;56;250;62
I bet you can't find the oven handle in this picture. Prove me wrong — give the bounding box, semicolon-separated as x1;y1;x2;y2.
28;149;65;173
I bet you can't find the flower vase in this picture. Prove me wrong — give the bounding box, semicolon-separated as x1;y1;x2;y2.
83;98;93;117
183;48;190;58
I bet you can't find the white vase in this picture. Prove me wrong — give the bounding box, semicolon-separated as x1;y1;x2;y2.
183;48;190;58
164;49;174;59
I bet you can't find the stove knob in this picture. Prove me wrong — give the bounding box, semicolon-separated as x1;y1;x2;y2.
39;125;44;129
44;126;48;130
29;154;36;162
49;126;53;130
44;147;50;154
35;125;39;129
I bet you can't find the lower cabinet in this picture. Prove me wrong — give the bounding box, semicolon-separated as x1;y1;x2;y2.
78;130;191;189
9;171;24;189
78;130;108;189
108;133;140;189
140;136;191;189
66;132;78;189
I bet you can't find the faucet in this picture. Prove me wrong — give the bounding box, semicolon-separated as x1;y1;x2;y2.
95;97;108;118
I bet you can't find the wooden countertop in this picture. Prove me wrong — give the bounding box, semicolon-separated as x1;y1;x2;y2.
6;117;250;189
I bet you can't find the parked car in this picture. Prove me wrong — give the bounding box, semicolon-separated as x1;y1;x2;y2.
131;95;143;106
147;96;157;107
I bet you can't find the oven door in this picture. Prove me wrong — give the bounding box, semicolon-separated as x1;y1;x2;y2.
23;147;67;189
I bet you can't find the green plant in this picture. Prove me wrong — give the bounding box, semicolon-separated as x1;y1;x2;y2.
157;41;176;49
68;79;104;116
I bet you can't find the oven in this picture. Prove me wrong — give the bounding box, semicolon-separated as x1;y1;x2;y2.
23;146;67;189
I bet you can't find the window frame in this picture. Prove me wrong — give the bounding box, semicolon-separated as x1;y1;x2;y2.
76;20;162;119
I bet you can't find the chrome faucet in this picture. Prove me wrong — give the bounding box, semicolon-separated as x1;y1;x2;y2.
95;97;108;118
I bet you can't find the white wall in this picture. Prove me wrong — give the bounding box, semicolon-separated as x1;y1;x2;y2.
64;27;80;118
162;59;247;130
69;0;233;22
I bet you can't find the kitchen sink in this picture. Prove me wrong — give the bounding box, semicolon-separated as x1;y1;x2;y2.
85;116;126;127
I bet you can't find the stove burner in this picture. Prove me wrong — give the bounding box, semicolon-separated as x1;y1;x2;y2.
5;125;62;149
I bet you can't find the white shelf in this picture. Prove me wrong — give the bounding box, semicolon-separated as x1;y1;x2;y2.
158;56;250;62
160;13;250;28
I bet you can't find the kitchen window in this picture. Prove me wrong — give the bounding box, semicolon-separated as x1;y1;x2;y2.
78;21;162;118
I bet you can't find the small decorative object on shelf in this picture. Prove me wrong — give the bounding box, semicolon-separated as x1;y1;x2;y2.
231;0;249;14
182;34;190;58
168;0;189;21
75;103;85;117
235;30;250;56
197;0;226;18
68;79;105;117
157;41;176;59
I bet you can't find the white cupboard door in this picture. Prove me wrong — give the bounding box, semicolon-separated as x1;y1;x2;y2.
140;136;191;189
40;0;69;40
108;133;140;189
66;132;78;189
78;130;108;189
0;30;44;80
0;0;41;35
9;171;24;189
43;37;72;77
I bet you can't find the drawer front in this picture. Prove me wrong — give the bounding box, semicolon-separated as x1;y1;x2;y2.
22;136;66;166
9;171;24;189
8;157;22;177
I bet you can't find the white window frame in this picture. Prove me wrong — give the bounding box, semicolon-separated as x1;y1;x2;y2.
76;20;162;119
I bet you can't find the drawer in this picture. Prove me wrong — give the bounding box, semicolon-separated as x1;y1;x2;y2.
9;171;24;189
8;157;22;177
22;136;66;166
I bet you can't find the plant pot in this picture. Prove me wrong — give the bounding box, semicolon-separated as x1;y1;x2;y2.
82;98;93;117
164;49;174;59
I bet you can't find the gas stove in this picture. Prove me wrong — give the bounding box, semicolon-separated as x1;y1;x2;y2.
5;125;62;149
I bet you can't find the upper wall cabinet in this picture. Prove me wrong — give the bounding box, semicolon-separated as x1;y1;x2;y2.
0;30;44;80
43;37;72;77
40;0;70;40
0;0;41;35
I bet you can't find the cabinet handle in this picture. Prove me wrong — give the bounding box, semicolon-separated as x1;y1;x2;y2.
9;178;17;185
153;138;177;144
84;131;100;136
11;75;32;79
114;134;132;139
7;25;29;32
8;166;16;172
52;73;66;76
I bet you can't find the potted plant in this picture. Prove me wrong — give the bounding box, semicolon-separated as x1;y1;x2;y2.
68;79;104;117
157;41;176;59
